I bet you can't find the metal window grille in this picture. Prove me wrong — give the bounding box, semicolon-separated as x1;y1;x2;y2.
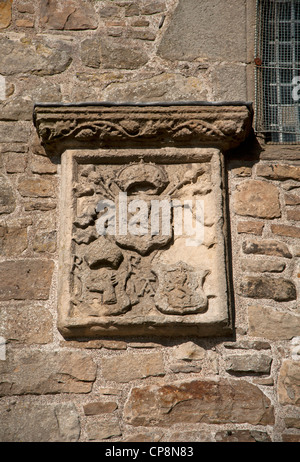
255;0;300;143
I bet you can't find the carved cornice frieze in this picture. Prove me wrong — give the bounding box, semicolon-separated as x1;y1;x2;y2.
33;103;253;151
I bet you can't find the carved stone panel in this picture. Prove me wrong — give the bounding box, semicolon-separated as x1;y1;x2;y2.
34;103;252;338
57;148;232;338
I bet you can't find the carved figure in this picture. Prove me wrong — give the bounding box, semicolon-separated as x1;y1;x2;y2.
154;262;209;315
71;161;209;317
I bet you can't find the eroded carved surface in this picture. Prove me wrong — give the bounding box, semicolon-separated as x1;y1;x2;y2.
33;104;252;151
57;148;232;337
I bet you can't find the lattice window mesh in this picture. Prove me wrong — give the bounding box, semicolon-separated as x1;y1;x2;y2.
255;0;300;143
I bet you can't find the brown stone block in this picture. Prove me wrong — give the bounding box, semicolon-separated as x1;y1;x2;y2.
0;305;53;345
0;350;97;396
285;192;300;206
225;353;272;374
257;163;300;181
6;152;27;173
15;19;34;28
242;239;292;258
287;209;300;221
0;174;16;215
157;0;247;62
0;402;80;442
0;260;54;300
0;37;72;76
18;177;55;198
33;230;57;253
30;156;57;174
130;30;156;41
248;305;300;340
99;4;120;18
0;0;12;29
282;434;300;442
285;417;300;429
240;276;296;301
125;4;140;16
101;38;149;69
0;226;27;256
271;224;300;239
40;0;97;30
141;2;166;15
216;430;271;442
87;417;121;441
233;180;281;219
237;221;264;235
124;379;275;426
278;360;300;406
83;401;118;416
101;352;165;382
24;200;56;211
241;258;286;273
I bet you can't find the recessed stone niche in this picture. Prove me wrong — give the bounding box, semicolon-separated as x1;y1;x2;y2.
34;103;252;338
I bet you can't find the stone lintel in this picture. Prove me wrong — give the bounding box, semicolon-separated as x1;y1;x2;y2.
33;103;252;152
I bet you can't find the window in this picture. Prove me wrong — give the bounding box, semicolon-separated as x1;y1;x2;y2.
255;0;300;143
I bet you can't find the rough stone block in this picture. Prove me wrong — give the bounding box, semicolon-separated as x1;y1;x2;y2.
278;360;300;406
241;259;286;273
0;123;30;143
248;305;300;340
282;434;300;442
15;19;34;28
271;224;300;239
0;225;28;256
172;341;206;361
0;174;16;214
225;354;272;374
240;276;296;302
0;37;72;76
83;401;118;416
101;38;149;69
124;379;275;426
242;239;292;259
6;152;27;173
285;193;300;205
141;1;166;15
257;164;300;182
30;155;57;174
87;417;121;441
0;402;80;442
18;177;55;197
285;417;300;429
158;0;247;62
33;230;57;253
211;63;247;101
102;73;208;102
24;200;56;211
0;260;54;300
224;340;271;350
0;350;97;396
80;38;101;68
40;0;97;30
286;209;300;221
101;352;165;382
0;0;12;29
233;180;281;219
0;305;53;345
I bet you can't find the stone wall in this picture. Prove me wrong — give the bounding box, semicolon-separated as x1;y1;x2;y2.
0;0;299;443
